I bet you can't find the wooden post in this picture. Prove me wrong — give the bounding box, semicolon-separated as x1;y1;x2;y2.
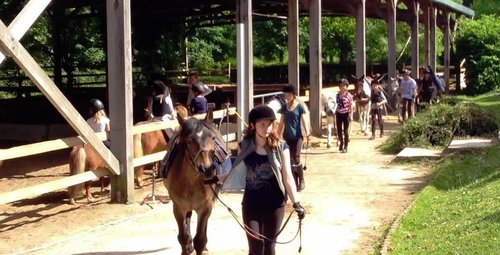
430;6;437;72
0;20;120;175
0;0;52;66
236;0;253;140
288;0;300;93
444;11;451;92
423;5;430;67
388;0;397;83
309;0;322;136
411;0;420;77
356;0;366;78
107;0;134;203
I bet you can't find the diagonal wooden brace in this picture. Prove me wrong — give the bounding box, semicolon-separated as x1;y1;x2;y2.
0;0;52;65
0;20;120;175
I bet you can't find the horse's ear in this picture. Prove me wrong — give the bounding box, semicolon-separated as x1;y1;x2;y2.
204;108;214;124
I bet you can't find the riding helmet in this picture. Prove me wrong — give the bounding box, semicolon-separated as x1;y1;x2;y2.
90;99;105;113
340;78;349;85
249;105;276;124
191;83;205;93
282;84;297;94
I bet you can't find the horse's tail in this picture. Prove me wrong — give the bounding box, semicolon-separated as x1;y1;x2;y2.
68;145;86;203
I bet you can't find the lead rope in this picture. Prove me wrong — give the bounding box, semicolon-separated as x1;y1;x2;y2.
209;186;303;251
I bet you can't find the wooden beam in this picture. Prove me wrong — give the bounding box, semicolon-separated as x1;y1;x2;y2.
388;0;397;83
133;151;166;168
288;0;300;92
430;5;437;72
443;10;451;92
356;0;366;78
107;0;134;203
0;20;120;175
411;0;420;77
0;168;110;205
0;132;107;161
0;0;52;65
236;0;253;141
309;0;322;136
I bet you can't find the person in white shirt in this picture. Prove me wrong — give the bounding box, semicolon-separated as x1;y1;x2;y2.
398;69;417;121
186;72;212;106
86;99;110;147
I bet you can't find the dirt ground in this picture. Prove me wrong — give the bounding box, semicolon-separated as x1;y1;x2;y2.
0;116;431;255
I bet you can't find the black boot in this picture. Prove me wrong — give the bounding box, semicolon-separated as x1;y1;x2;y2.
380;125;384;138
342;140;349;153
293;164;305;191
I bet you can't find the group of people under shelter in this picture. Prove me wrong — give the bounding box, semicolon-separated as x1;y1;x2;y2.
83;66;442;255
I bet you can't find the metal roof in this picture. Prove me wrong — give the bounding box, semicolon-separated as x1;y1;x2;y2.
432;0;475;17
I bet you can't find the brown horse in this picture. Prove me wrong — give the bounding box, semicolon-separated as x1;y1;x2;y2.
162;111;221;255
135;104;189;187
68;133;143;204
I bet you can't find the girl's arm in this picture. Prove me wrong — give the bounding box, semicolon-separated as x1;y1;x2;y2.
277;114;285;140
280;148;300;204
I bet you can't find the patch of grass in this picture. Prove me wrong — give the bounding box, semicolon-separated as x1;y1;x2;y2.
457;89;500;125
389;145;500;254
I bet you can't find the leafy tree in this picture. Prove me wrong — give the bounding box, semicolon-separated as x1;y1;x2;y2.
456;15;500;94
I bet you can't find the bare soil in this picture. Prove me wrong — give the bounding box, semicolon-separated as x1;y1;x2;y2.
0;116;431;255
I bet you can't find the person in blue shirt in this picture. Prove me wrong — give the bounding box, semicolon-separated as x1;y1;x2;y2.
277;85;311;191
189;83;208;115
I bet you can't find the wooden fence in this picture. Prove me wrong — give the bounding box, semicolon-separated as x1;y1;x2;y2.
0;107;238;205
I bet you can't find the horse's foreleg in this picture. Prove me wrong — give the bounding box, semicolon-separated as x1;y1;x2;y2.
326;116;333;148
85;181;95;203
173;206;194;255
194;207;213;255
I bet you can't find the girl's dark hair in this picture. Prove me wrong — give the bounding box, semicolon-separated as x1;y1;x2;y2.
243;122;280;150
371;80;379;86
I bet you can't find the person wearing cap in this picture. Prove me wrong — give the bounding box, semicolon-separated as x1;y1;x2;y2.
336;79;354;153
398;69;417;121
418;67;436;107
189;83;208;115
216;105;305;255
87;99;110;147
276;84;310;191
186;72;212;106
148;80;176;121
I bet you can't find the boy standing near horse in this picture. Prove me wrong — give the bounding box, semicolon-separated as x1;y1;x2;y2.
186;71;212;107
399;69;418;122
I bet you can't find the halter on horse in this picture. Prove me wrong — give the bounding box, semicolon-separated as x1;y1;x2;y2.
161;111;229;255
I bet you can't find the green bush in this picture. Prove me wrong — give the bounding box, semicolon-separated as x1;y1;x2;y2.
381;101;499;153
456;15;500;95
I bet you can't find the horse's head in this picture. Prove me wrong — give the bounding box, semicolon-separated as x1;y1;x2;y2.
177;111;219;178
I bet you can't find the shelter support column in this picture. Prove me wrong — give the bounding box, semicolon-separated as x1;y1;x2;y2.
355;0;366;78
236;0;253;140
288;0;300;93
444;11;451;92
387;0;397;83
423;5;430;67
107;0;134;203
411;0;420;77
309;0;322;136
429;5;437;72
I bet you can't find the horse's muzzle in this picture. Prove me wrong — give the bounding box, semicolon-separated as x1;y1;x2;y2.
198;164;216;177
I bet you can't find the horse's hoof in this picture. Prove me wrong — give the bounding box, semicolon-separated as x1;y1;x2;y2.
69;198;76;205
87;196;96;203
327;144;331;149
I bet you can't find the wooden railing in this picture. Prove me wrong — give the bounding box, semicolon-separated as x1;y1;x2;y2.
0;107;238;205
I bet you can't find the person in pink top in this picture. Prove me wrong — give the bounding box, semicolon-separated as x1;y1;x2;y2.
336;79;354;153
